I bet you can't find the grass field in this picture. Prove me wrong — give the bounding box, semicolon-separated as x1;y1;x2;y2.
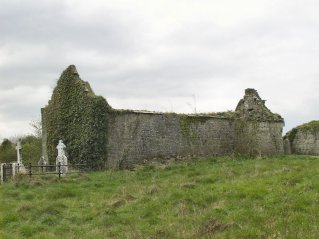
0;155;318;238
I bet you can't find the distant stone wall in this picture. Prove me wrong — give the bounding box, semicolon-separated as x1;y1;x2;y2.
284;122;319;155
106;111;284;169
106;111;235;168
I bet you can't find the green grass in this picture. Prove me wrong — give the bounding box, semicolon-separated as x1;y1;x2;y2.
1;155;318;238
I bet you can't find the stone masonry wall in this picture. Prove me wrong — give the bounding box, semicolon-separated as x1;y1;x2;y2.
284;121;319;155
257;122;284;154
234;121;284;156
106;111;235;169
290;130;319;155
233;88;284;157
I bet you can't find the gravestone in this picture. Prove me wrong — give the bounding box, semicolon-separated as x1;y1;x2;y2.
16;140;22;164
0;163;5;184
56;140;68;174
15;139;26;173
12;163;17;178
38;156;48;173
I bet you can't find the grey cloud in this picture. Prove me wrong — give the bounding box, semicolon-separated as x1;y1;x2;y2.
0;1;147;91
0;86;49;122
0;1;143;52
0;104;38;122
0;0;319;140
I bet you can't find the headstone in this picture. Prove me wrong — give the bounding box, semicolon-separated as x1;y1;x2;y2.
15;140;26;173
38;156;48;173
12;163;17;178
0;163;5;184
16;140;22;164
283;138;292;154
56;140;68;174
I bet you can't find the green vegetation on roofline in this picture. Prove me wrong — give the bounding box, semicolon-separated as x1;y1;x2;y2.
204;110;236;118
258;112;283;122
110;109;236;119
285;120;319;142
237;111;284;122
295;120;319;131
1;155;318;239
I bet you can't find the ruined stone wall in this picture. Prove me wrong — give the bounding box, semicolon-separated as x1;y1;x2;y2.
234;120;284;156
284;121;319;155
42;66;285;169
106;111;235;168
259;122;284;154
106;111;284;168
233;88;284;156
290;131;319;155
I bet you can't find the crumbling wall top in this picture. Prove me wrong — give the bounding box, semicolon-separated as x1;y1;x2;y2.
235;88;283;122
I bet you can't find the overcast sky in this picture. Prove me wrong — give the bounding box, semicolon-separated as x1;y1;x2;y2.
1;0;319;141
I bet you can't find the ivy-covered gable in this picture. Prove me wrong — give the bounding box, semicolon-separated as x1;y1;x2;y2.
43;65;111;169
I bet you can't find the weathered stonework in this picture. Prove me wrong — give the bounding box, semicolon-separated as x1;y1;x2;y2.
106;112;235;168
284;121;319;155
234;89;284;156
41;108;49;163
42;66;285;169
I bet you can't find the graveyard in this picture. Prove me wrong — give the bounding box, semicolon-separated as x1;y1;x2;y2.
0;65;319;238
2;1;319;238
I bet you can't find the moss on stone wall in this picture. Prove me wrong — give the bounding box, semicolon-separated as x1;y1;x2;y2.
179;115;212;142
44;65;111;169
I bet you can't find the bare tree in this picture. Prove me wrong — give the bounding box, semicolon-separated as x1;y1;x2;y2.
30;120;42;138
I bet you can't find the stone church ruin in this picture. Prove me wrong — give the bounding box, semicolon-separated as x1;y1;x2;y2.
41;65;285;169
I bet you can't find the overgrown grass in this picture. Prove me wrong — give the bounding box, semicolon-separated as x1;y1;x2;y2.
1;155;318;238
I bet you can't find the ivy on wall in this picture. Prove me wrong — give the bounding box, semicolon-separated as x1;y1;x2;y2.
43;65;111;169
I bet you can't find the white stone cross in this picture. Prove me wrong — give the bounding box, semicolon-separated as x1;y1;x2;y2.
56;140;68;174
16;140;22;164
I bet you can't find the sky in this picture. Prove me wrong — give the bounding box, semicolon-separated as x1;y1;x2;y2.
1;0;319;141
